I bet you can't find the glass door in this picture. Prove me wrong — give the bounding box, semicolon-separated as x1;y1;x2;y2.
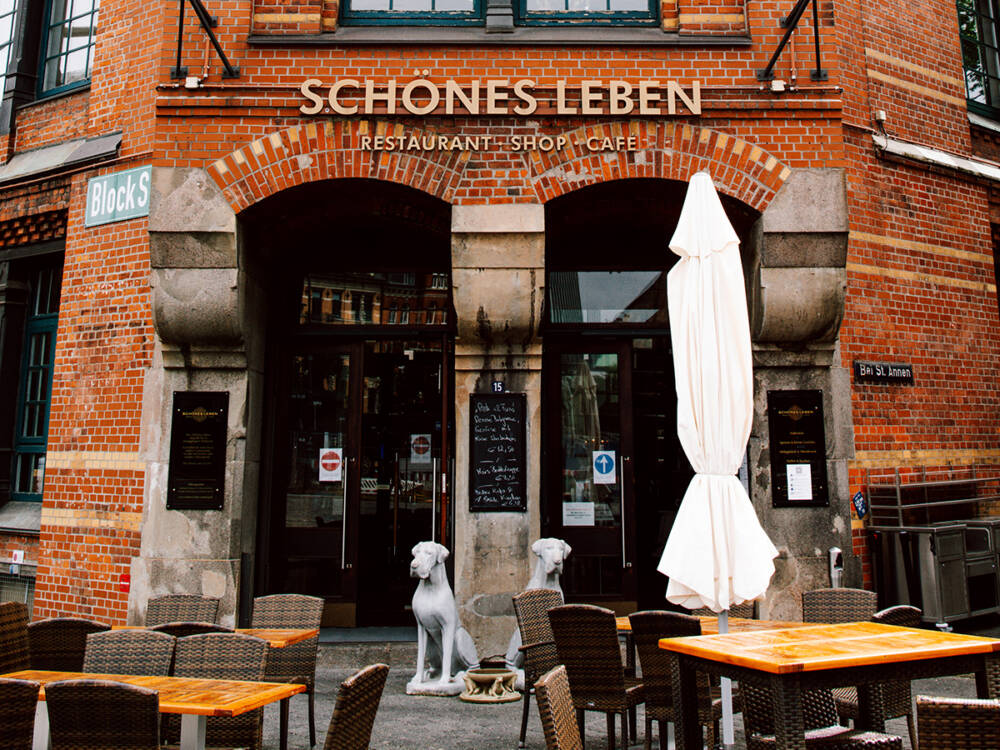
545;341;636;606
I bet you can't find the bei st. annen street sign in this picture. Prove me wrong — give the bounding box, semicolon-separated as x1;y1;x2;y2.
85;165;151;227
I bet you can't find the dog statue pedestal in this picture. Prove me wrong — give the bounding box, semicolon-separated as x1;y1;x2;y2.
459;668;521;703
406;541;479;697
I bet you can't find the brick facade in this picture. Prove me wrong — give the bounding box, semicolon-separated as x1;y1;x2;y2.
0;0;996;624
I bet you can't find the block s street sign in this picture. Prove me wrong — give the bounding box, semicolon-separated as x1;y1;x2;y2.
86;165;151;227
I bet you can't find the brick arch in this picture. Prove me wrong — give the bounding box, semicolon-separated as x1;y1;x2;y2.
206;121;473;212
523;121;791;212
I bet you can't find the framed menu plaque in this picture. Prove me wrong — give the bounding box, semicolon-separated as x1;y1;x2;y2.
469;392;527;512
166;391;229;510
767;389;829;508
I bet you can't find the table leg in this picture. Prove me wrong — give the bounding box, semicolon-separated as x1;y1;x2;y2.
180;714;207;750
625;632;635;678
32;701;50;750
770;675;806;750
669;654;700;750
280;697;290;750
977;652;999;698
856;682;886;732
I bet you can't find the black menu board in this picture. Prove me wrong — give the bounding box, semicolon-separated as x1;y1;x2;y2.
469;393;527;512
768;389;829;507
167;391;229;510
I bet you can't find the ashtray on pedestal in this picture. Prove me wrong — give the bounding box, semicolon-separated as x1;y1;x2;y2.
458;667;522;703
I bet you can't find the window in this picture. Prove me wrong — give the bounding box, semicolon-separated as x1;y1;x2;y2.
341;0;656;25
40;0;98;95
12;262;61;502
0;0;16;98
959;0;1000;115
519;0;656;25
342;0;482;26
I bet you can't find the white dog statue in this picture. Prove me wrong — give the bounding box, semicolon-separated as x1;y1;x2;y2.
407;541;479;696
504;537;571;680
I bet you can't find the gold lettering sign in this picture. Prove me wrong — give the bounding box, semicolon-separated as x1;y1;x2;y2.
300;78;701;117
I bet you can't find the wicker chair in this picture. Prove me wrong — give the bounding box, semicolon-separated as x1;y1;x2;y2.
915;695;1000;750
46;678;160;750
149;621;233;638
834;605;922;749
802;588;878;624
166;632;269;750
251;593;324;746
513;588;564;749
535;666;584;750
742;682;902;749
322;663;390;750
145;594;220;625
548;604;644;750
0;677;40;750
0;600;30;674
83;628;176;675
28;617;110;671
690;600;756;618
629;610;723;750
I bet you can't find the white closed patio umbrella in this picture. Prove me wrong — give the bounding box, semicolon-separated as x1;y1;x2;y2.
657;171;778;748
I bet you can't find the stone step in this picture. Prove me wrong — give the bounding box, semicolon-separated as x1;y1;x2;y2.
318;640;418;668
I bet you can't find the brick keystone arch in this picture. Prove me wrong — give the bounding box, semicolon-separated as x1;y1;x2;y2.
524;121;791;212
206;121;473;212
206;120;791;214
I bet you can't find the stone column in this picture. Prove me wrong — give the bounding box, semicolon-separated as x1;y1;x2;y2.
450;204;544;656
131;167;264;627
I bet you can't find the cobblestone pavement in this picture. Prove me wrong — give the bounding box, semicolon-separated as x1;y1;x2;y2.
262;664;979;750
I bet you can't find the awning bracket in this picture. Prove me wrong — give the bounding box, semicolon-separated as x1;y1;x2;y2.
170;0;240;80
756;0;827;82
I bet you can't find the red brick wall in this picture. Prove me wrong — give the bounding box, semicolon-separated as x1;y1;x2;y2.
12;92;91;153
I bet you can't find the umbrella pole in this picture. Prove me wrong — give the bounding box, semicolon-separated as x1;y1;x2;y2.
718;610;735;749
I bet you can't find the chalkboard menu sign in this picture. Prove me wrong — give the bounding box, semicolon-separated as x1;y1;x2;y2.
167;391;229;510
469;393;527;512
768;389;829;508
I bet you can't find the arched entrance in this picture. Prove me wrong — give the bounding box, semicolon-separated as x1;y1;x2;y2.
243;179;454;627
542;178;760;611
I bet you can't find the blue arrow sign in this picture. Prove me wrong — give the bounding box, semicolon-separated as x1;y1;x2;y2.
593;451;616;484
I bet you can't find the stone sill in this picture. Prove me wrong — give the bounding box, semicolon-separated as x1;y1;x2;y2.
248;28;753;46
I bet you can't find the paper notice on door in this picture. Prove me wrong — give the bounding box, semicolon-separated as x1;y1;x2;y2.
787;463;813;501
563;501;595;527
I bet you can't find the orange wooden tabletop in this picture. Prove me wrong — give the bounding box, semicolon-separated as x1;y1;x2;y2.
1;670;305;717
657;622;1000;674
113;626;319;648
616;616;803;635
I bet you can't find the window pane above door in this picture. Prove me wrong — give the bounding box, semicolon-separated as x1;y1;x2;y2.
548;271;666;326
299;272;451;327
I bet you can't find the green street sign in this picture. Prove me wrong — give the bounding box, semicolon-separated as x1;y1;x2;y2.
85;165;151;227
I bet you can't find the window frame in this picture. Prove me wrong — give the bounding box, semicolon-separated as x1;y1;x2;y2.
515;0;658;26
340;0;485;27
37;0;99;98
0;0;17;99
958;0;1000;118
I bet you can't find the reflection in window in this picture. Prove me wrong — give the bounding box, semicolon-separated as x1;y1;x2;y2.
959;0;1000;114
548;271;666;325
300;272;451;327
41;0;99;94
0;0;16;98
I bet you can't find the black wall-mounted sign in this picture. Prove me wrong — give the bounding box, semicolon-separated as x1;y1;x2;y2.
768;390;829;508
469;392;527;512
853;361;914;384
167;391;229;510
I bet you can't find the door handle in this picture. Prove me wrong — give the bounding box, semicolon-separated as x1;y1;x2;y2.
621;455;632;569
341;465;349;570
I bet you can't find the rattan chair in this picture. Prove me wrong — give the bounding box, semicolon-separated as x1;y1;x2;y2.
548;603;644;750
251;593;324;746
629;610;723;750
742;682;902;749
149;621;233;638
46;678;160;750
83;628;176;675
834;605;922;749
27;617;110;671
322;663;390;750
915;695;1000;750
802;588;878;624
145;594;220;625
0;677;40;750
0;600;29;674
166;632;269;750
690;600;756;618
513;588;564;749
535;666;584;750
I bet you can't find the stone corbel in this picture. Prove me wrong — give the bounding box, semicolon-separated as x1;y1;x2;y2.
750;168;848;346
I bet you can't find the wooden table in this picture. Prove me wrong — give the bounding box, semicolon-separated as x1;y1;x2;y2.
113;626;319;648
2;669;305;750
658;622;1000;750
616;615;803;635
